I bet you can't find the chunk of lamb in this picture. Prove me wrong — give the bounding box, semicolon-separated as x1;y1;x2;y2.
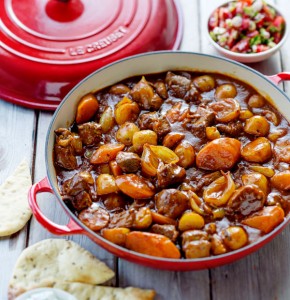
227;185;265;220
70;191;92;211
152;116;171;140
131;76;163;110
77;122;102;146
165;72;191;98
54;128;82;170
183;106;215;139
155;189;189;219
109;210;136;228
64;171;94;196
116;151;141;173
150;224;179;242
138;112;171;140
216;121;243;137
138;112;159;130
156;163;186;188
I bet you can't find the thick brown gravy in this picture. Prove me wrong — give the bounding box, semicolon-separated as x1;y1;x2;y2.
54;71;290;259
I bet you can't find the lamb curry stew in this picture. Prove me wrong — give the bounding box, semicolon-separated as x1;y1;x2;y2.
54;71;290;259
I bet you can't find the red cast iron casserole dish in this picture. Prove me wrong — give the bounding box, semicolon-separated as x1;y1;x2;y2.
28;51;290;271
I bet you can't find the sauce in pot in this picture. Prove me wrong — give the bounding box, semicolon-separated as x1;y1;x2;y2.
54;71;290;259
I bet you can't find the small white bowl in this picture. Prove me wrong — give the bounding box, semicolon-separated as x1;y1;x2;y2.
207;1;288;63
15;287;77;300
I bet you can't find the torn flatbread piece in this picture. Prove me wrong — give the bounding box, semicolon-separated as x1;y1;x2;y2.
0;160;32;236
8;239;115;299
53;282;156;300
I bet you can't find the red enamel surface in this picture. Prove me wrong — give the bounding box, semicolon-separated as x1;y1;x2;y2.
0;0;183;110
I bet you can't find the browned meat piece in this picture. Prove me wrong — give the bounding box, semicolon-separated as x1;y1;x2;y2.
109;209;136;228
156;163;186;188
183;106;215;139
138;112;171;140
102;194;127;211
54;145;77;170
78;122;102;146
154;80;168;99
227;185;265;219
195;171;221;192
131;76;163;110
216;121;243;137
54;128;83;170
152;116;171;139
184;83;201;103
155;189;189;219
165;71;191;98
64;171;94;196
150;224;179;242
71;191;92;211
138;112;159;130
116;151;141;173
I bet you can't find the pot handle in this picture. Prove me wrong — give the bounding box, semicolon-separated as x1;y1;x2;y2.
267;72;290;85
28;177;85;235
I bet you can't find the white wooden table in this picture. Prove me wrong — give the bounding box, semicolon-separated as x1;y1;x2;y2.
1;0;290;299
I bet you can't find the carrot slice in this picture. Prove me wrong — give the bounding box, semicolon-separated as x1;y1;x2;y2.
125;231;181;258
102;228;130;247
76;93;99;124
90;144;125;164
242;206;285;233
115;174;155;199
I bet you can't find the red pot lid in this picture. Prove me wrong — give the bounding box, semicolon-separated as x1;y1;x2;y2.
0;0;183;110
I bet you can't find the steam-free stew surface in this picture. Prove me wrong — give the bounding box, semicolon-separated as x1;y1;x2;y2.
54;71;290;259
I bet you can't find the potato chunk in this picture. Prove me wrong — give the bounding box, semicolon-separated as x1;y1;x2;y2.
241;137;272;163
244;116;270;136
196;138;241;171
222;226;248;250
271;171;290;191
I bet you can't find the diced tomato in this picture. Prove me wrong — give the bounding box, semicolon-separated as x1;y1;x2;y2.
241;18;250;30
219;7;232;21
231;38;250;53
239;0;252;4
262;4;275;22
256;45;270;52
208;10;219;29
273;16;285;32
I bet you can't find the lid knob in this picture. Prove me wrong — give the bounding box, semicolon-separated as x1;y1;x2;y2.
46;0;84;22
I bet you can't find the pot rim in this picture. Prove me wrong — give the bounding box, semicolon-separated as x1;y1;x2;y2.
45;50;290;267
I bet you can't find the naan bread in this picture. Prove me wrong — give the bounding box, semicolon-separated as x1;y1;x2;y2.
8;239;115;299
53;282;156;300
0;160;32;236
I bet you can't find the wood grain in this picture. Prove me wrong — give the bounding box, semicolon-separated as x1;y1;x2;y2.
1;0;290;299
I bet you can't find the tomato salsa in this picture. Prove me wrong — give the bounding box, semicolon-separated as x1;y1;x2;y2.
54;71;290;259
208;0;285;53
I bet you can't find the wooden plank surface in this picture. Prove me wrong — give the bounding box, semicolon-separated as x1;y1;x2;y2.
1;0;290;299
